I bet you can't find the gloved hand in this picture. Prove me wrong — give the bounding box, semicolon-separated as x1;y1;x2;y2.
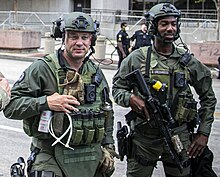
98;145;119;174
105;147;120;159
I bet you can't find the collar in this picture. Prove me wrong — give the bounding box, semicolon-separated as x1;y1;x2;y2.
152;44;184;60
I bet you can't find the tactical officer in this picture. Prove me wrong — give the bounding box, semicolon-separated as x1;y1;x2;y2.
112;3;216;177
130;23;152;51
4;12;117;177
0;72;10;110
116;22;130;68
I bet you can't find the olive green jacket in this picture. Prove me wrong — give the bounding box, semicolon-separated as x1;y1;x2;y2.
4;52;114;145
112;45;216;136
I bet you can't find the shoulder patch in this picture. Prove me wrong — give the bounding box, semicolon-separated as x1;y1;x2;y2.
16;72;25;83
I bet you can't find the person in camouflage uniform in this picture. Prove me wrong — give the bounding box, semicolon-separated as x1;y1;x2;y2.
112;3;216;177
0;72;10;111
4;12;117;177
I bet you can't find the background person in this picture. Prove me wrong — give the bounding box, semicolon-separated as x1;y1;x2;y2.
116;22;130;68
112;3;216;177
130;22;152;51
4;12;117;177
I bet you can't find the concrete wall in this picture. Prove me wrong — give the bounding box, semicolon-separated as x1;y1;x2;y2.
91;0;129;24
190;42;220;65
91;0;128;11
1;0;129;12
0;29;41;49
0;1;13;11
0;0;73;12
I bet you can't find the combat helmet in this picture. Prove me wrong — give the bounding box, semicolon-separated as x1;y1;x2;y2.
63;12;97;33
145;3;181;42
52;12;99;46
146;3;181;22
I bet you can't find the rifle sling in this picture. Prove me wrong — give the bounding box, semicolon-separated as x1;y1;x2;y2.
145;46;152;81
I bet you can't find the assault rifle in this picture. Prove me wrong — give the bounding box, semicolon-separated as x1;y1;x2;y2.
116;121;129;161
125;69;184;173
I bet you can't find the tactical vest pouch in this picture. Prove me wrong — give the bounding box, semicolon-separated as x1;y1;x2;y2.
174;93;197;124
94;111;105;143
23;115;51;139
70;112;83;145
103;109;113;120
60;70;85;105
187;100;197;122
52;112;64;135
176;100;191;123
68;110;105;146
23;118;33;136
82;111;95;145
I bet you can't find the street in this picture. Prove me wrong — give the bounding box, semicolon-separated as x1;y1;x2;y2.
0;58;219;177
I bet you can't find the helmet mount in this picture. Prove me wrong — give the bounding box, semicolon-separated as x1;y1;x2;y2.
72;15;89;30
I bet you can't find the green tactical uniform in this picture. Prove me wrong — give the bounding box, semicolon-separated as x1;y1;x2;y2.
0;86;10;111
4;51;114;177
112;45;216;177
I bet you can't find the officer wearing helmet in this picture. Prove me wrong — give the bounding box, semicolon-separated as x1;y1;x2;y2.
113;3;216;177
4;12;117;177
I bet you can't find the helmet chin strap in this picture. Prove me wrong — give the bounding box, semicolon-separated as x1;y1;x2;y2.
82;46;95;64
150;16;181;44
